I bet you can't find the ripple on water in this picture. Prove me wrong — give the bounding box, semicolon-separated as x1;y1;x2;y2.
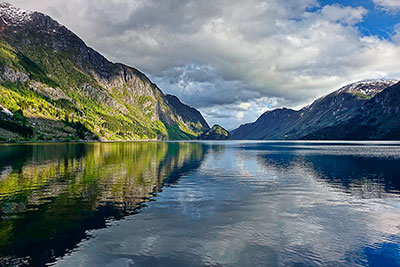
0;141;400;266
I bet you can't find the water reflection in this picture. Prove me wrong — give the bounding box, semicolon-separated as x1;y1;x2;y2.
0;142;205;266
254;142;400;195
1;141;400;266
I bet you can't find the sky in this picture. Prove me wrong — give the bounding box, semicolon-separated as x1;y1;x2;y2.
8;0;400;130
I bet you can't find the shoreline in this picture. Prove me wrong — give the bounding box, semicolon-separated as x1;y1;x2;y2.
2;139;400;145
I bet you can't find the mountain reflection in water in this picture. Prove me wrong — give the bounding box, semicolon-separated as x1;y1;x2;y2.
0;141;400;266
0;142;205;266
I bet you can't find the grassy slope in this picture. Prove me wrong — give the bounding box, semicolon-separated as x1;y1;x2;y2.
200;124;231;140
0;40;198;142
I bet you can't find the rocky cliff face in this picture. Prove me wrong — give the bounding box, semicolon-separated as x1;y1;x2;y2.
165;94;210;134
0;3;209;142
232;79;400;140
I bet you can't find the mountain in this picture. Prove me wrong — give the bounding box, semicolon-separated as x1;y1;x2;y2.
199;124;231;140
303;81;400;140
0;3;209;142
232;79;400;140
231;108;300;140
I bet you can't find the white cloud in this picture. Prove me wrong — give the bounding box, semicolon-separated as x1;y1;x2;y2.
392;24;400;43
200;96;286;130
7;0;400;129
374;0;400;11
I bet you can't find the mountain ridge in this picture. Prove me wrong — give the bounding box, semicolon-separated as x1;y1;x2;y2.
0;3;210;142
232;79;400;140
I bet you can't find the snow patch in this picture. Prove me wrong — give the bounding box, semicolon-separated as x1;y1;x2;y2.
338;79;399;97
0;2;33;25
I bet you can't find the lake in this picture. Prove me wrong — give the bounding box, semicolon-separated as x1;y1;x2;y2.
0;141;400;266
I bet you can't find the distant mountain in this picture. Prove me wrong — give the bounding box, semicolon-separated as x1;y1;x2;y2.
199;124;231;140
232;79;400;140
0;3;209;142
231;107;300;140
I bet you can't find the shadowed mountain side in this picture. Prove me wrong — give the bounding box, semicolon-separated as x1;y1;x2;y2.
303;82;400;140
232;80;400;140
231;108;300;140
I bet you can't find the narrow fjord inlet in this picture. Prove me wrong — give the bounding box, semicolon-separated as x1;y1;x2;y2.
1;1;400;267
1;142;400;266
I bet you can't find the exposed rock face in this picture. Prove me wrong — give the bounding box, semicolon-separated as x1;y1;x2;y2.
232;79;400;140
0;3;33;25
0;3;209;141
199;124;231;140
0;66;29;82
0;104;12;116
165;94;210;134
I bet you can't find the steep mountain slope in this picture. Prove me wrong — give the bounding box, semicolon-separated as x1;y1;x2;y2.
199;124;231;140
232;79;399;140
0;3;209;142
231;108;300;139
303;81;400;140
164;95;209;137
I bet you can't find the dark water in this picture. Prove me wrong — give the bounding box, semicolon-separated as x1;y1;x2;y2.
1;141;400;266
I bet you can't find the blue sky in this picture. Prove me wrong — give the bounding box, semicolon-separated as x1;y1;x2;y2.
9;0;400;129
320;0;400;39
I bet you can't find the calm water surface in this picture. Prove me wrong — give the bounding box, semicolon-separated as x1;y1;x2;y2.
1;141;400;266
